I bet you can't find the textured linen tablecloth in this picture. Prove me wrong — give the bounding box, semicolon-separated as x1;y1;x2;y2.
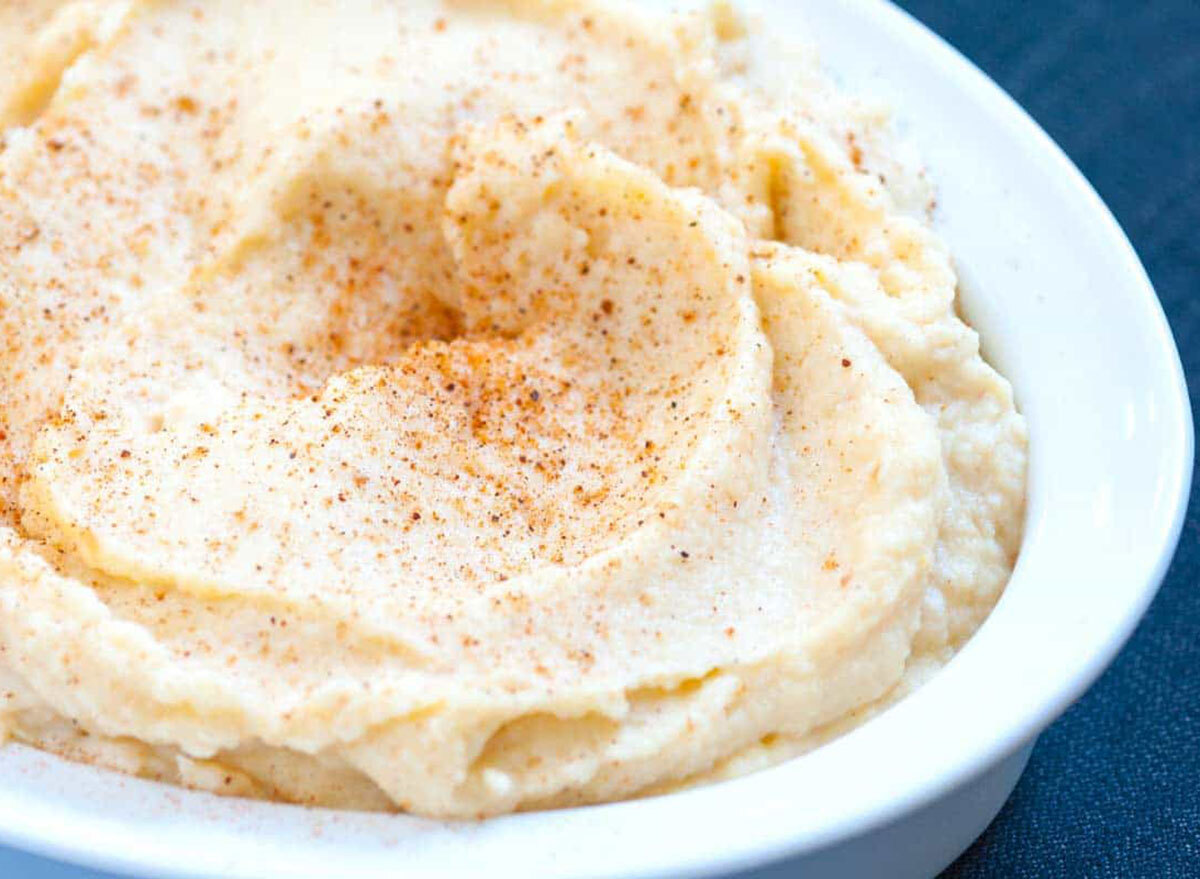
1;1;1196;877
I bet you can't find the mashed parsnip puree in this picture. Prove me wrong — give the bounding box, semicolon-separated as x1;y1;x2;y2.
0;0;1026;817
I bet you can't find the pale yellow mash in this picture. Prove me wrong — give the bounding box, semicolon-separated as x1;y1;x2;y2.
0;0;1026;817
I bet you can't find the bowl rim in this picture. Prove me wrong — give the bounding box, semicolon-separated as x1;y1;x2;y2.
0;1;1190;877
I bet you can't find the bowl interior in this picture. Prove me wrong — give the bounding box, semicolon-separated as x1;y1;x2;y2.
0;1;1189;877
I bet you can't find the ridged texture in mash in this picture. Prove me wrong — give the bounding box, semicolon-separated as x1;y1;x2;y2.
0;0;1026;816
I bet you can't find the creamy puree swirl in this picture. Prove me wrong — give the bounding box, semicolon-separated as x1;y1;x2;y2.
0;0;1026;817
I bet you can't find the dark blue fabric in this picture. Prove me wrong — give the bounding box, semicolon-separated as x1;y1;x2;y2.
888;2;1200;877
0;3;1195;877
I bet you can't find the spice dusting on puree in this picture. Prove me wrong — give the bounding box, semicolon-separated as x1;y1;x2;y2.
0;0;1026;817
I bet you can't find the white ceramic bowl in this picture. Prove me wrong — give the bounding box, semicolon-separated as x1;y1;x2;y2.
0;1;1190;877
